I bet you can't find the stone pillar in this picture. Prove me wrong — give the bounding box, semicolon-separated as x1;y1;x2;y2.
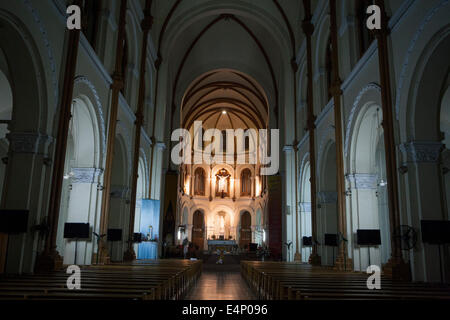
347;174;381;271
284;146;300;261
124;0;153;262
98;0;128;264
61;168;103;266
300;202;312;262
303;0;321;266
329;0;352;270
374;0;410;280
400;141;448;282
3;133;53;273
35;0;82;272
317;191;338;266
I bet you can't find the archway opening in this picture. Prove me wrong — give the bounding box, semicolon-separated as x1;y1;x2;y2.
300;162;312;263
350;105;390;271
192;210;205;251
319;142;338;266
239;211;252;250
56;97;100;265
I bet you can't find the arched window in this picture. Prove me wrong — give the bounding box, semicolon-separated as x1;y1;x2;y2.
325;36;333;101
356;0;376;58
81;0;101;50
194;167;206;196
241;169;252;196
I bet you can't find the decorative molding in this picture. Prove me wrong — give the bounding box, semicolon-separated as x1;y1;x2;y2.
395;0;450;120
71;167;103;184
23;0;59;110
7;132;53;155
317;191;337;204
283;145;294;153
347;174;378;190
344;83;382;157
400;141;443;163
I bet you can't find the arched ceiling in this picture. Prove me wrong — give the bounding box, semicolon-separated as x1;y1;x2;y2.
143;0;321;132
182;69;268;131
146;0;319;113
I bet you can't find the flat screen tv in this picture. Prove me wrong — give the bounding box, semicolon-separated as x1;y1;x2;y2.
0;210;29;234
64;223;90;239
357;229;381;246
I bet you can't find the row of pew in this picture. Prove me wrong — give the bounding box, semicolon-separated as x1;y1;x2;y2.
0;259;202;300
241;261;450;300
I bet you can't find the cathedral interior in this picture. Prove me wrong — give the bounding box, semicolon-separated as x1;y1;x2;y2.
0;0;449;303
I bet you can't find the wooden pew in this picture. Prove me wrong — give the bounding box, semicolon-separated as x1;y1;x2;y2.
241;261;450;300
0;259;202;300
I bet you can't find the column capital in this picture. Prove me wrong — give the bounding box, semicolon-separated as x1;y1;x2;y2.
346;174;378;190
283;145;295;153
71;168;103;184
7;132;53;155
400;141;443;163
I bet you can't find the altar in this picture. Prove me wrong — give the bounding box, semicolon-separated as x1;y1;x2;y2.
207;240;237;252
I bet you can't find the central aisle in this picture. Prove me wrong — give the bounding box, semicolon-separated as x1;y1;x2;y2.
184;255;256;300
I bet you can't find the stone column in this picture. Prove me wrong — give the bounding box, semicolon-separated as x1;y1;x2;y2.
98;0;128;264
35;0;82;272
347;174;380;271
329;0;352;270
318;191;338;266
303;0;321;266
62;168;103;266
300;201;312;262
400;141;447;282
3;133;53;273
374;0;410;280
124;0;153;262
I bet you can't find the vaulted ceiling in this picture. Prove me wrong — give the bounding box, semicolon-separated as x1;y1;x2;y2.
145;0;319;129
182;69;268;131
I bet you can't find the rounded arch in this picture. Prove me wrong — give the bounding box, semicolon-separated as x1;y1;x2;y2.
344;83;382;158
0;9;49;133
405;27;450;141
396;1;450;124
73;76;107;161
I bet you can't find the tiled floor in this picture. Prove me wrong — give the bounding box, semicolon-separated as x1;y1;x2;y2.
185;270;255;300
